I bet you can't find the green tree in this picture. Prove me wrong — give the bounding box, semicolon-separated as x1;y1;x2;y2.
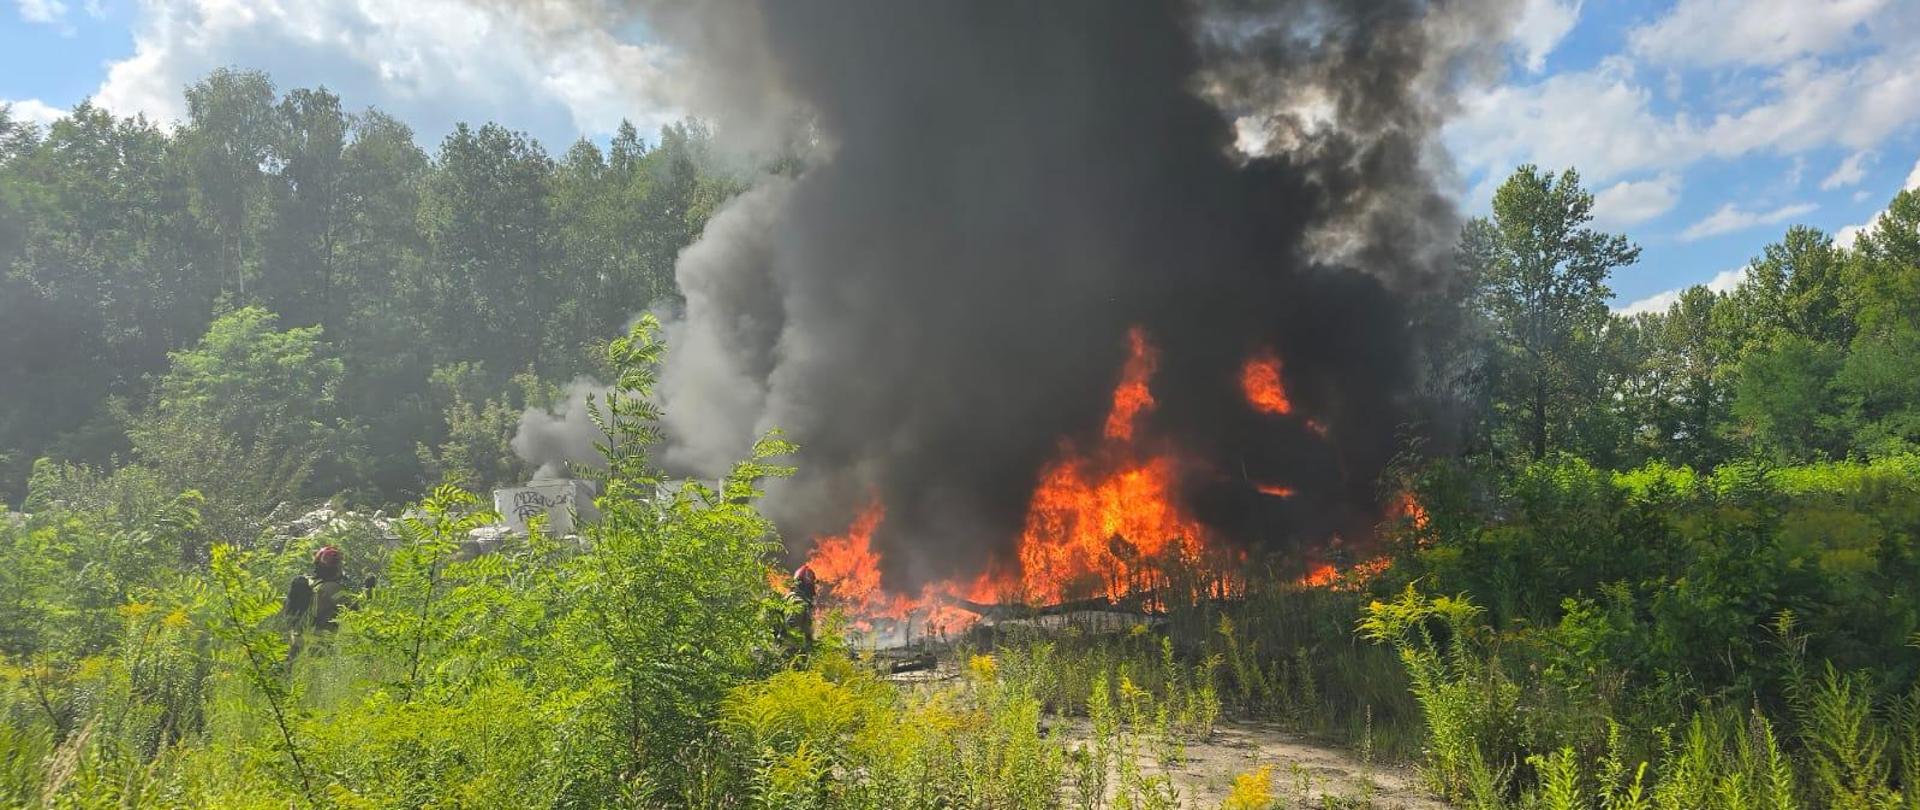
177;68;278;298
1730;333;1844;463
331;110;437;496
1;102;203;492
0;70;743;508
1629;286;1738;467
127;307;353;538
1739;225;1851;346
1845;190;1920;334
1467;166;1641;460
1829;191;1920;457
414;362;548;490
261;87;349;332
1833;327;1920;456
420;122;556;377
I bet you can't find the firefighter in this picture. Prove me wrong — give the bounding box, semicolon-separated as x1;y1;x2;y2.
281;545;373;665
790;565;818;649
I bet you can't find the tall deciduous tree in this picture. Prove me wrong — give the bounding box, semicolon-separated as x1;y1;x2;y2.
0;69;741;506
262;87;348;332
1467;166;1640;461
1630;286;1738;467
178;69;278;299
420;123;556;377
1738;225;1850;346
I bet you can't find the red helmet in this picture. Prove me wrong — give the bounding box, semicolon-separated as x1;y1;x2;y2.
313;546;343;567
796;566;816;585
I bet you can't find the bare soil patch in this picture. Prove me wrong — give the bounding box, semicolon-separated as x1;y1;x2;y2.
1053;716;1451;809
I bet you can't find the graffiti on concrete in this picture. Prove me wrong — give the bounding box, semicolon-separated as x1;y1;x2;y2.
510;488;574;523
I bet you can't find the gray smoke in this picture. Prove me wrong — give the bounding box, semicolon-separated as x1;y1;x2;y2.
511;378;610;480
512;0;1520;587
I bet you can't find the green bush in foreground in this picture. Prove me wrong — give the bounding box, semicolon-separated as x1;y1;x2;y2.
1366;586;1920;809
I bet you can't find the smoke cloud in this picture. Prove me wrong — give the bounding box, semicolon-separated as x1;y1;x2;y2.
512;0;1521;587
511;378;609;480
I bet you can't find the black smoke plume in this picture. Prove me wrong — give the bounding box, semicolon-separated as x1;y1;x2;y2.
517;0;1517;587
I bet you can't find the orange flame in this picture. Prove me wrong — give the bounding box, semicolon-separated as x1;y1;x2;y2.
1392;491;1429;529
799;502;983;636
1241;351;1292;416
1005;327;1217;604
1104;326;1159;441
1014;453;1206;604
800;328;1298;630
1296;556;1393;590
1254;483;1296;498
801;501;895;618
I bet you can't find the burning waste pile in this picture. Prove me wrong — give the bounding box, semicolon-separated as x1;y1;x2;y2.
512;0;1491;641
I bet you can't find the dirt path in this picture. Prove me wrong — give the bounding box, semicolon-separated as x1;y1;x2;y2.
1053;716;1452;809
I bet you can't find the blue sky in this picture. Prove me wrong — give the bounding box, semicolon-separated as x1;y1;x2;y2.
3;0;1916;313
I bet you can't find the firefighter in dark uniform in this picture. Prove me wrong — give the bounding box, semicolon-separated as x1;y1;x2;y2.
790;566;818;650
281;545;372;665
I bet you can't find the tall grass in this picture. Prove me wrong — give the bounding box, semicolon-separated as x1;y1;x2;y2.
1367;586;1920;810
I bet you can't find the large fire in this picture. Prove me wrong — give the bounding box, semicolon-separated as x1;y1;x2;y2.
796;326;1392;634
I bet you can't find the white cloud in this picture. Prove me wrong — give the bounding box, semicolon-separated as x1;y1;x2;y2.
1448;3;1920;197
92;0;683;147
1821;151;1872;190
2;98;65;129
1835;156;1920;248
1448;62;1681;185
1630;0;1888;68
1511;0;1581;73
1618;290;1680;316
15;0;67;24
1835;222;1868;249
1617;266;1749;316
1706;266;1750;293
1593;173;1680;226
1681;202;1818;241
1786;155;1808;187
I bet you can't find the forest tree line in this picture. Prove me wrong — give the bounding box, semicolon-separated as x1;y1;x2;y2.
0;68;741;521
7;72;1920;527
5;70;1919;520
1455;164;1920;472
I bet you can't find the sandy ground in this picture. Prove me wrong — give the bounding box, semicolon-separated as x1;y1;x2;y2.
1052;716;1452;810
877;651;1449;808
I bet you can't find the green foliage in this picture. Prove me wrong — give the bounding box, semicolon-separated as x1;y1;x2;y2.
126;307;355;539
415;363;550;490
1467;165;1640;461
208;542;319;805
0;319;812;806
1730;333;1845;463
1367;584;1920;810
1449;166;1919;473
1795;665;1895;808
1361;587;1519;802
0;69;738;507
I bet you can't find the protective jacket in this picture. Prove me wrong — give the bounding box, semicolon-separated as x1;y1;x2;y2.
283;573;351;631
